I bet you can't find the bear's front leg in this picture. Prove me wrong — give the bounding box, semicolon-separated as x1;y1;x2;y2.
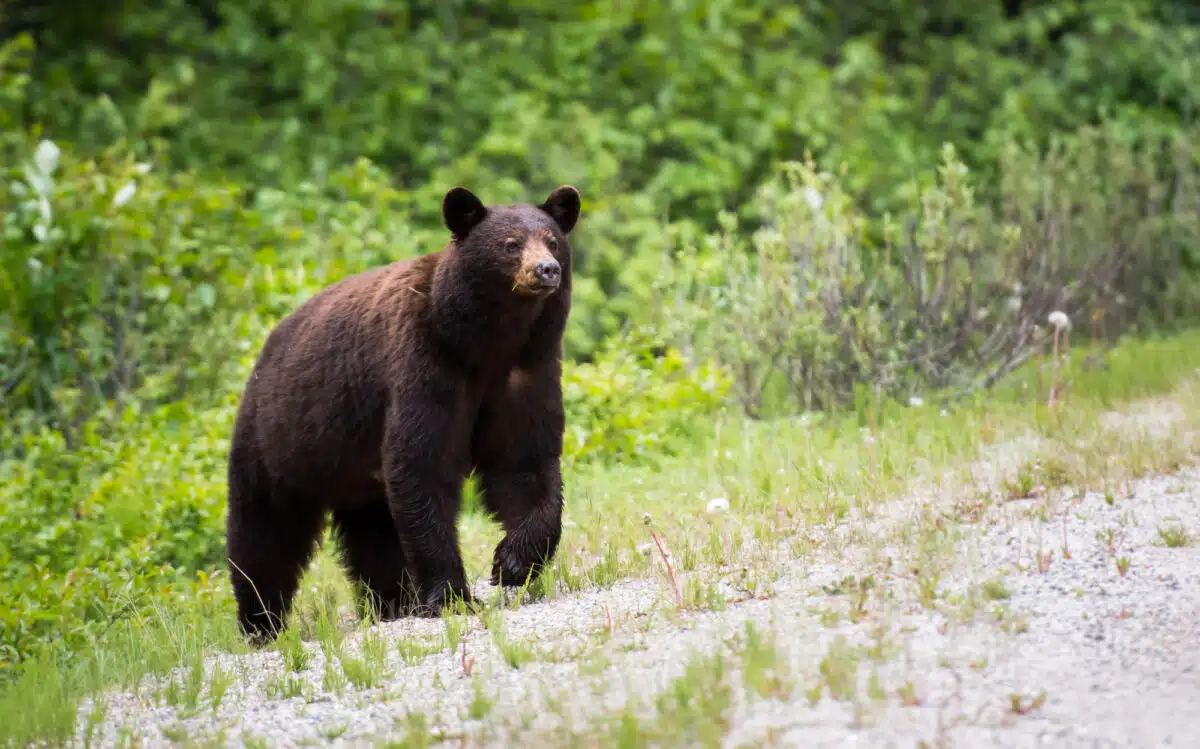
473;360;567;589
481;461;564;588
381;379;476;616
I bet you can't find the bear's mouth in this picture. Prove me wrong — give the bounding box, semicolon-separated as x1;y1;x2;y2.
513;276;560;296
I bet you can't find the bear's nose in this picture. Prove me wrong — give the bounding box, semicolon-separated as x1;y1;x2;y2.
535;258;561;286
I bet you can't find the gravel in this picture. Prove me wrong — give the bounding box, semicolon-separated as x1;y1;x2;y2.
74;405;1200;748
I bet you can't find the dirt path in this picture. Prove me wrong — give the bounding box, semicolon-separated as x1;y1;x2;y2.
77;400;1200;748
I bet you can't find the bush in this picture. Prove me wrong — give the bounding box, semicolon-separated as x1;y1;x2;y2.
562;331;731;467
0;133;438;450
655;121;1200;417
9;2;1200;357
0;399;235;674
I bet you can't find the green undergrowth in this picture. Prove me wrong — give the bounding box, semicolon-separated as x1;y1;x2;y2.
2;328;1200;747
0;334;728;682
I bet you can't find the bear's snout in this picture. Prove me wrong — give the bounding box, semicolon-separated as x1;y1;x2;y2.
514;239;563;295
534;258;561;287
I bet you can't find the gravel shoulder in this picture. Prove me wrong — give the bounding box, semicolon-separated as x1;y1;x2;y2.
76;397;1200;748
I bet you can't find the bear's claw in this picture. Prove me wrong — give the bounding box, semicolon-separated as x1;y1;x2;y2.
490;535;545;588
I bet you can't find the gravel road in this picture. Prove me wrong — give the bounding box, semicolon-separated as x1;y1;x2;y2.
76;406;1200;748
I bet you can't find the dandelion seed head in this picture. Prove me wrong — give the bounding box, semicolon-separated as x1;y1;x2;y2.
1048;310;1071;330
706;497;730;514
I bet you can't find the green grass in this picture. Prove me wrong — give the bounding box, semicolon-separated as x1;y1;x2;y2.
2;330;1200;746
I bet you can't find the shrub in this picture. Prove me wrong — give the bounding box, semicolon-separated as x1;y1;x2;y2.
562;331;731;468
0;135;435;450
656;122;1200;417
11;3;1200;359
0;399;235;675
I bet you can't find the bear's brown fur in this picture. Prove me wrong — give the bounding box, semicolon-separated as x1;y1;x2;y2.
225;185;581;641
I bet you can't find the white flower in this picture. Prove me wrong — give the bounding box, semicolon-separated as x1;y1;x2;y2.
1047;310;1071;330
1007;296;1022;313
134;162;153;175
33;139;60;176
908;396;924;408
112;181;136;208
804;186;824;211
706;497;729;514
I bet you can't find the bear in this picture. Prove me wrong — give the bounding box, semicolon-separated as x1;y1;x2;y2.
224;184;582;642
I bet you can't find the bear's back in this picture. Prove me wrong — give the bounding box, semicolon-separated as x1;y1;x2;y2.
240;252;442;488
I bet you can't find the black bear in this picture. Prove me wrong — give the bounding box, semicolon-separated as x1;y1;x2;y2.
224;185;581;642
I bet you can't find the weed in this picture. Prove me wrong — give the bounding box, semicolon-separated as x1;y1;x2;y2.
739;621;793;699
818;635;861;702
460;640;475;677
207;661;234;714
80;697;108;748
917;570;940;609
397;635;442;666
264;674;307;700
980;578;1011;601
897;681;922;706
682;575;727;612
644;514;684;608
161;656;206;717
243;734;270;749
1035;547;1054;574
321;650;348;696
491;628;535;669
339;633;388;691
443;609;467;654
276;627;311;673
386;712;435;748
1156;522;1192;548
1009;691;1048;715
467;677;495;720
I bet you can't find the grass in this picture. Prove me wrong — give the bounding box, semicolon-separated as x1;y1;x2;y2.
1156;522;1192;548
2;330;1200;746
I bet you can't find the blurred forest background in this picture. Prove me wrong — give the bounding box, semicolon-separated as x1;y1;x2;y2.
2;0;1199;684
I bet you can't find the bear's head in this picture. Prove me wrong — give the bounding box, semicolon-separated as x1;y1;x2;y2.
441;185;581;298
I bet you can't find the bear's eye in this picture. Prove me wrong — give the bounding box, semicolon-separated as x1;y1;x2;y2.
546;236;558;251
504;237;520;252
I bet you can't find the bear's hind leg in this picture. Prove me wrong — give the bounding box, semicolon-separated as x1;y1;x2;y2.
330;497;420;621
226;456;326;644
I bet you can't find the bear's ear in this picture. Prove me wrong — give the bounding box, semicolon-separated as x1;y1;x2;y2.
443;187;487;239
540;185;581;234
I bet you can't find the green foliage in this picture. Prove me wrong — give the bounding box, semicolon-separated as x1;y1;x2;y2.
657;121;1200;416
7;1;1200;353
2;0;1200;721
0;138;251;438
0;346;727;676
0;400;235;673
562;333;731;467
0;131;437;441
